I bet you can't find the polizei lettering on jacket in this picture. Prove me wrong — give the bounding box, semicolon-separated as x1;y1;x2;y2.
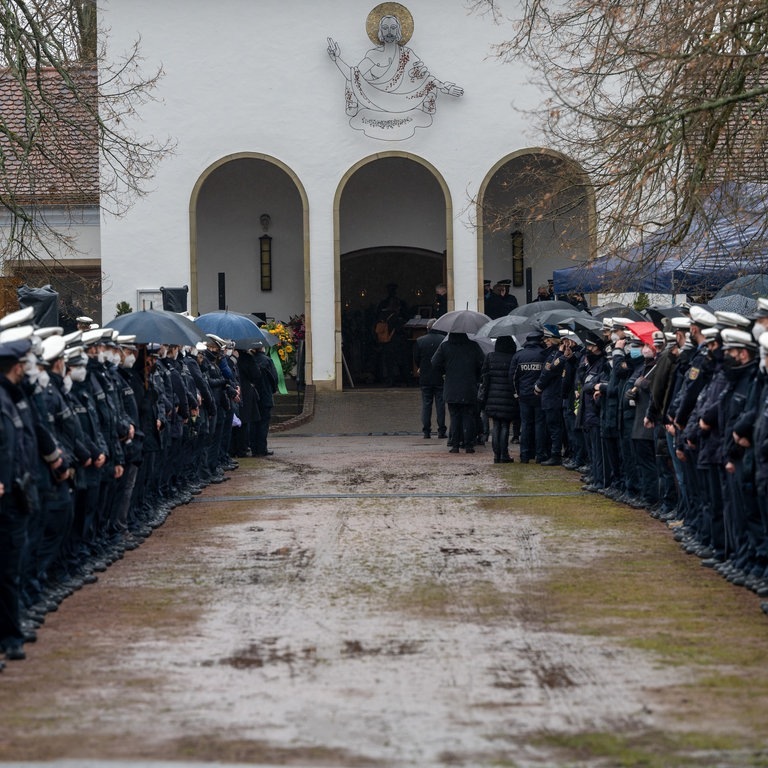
518;363;543;371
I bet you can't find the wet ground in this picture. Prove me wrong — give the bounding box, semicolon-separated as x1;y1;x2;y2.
3;389;768;767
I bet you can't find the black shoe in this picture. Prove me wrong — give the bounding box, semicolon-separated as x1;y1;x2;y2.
437;431;447;438
4;643;25;661
466;447;475;453
540;457;561;466
423;433;431;439
449;446;459;453
500;455;514;463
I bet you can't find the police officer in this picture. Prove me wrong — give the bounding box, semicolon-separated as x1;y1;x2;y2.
533;326;565;465
510;330;548;464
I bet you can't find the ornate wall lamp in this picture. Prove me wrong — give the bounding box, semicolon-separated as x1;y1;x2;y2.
511;230;524;287
259;213;272;291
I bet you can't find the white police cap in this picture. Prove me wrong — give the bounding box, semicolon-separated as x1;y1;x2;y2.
62;330;82;347
0;306;35;330
715;310;751;329
701;326;720;341
689;305;718;327
0;324;35;344
75;316;94;325
41;335;67;363
671;316;691;330
759;331;768;351
81;329;104;346
721;328;756;350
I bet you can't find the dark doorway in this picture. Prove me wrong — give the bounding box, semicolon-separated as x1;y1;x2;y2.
341;246;445;387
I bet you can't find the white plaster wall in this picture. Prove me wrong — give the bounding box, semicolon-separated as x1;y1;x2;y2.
99;0;548;383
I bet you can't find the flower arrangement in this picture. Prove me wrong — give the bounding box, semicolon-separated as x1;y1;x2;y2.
260;319;296;376
287;313;305;343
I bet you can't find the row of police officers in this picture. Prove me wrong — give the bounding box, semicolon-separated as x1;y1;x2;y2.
505;298;768;614
0;306;277;667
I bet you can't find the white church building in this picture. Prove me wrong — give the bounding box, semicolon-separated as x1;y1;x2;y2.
99;0;596;389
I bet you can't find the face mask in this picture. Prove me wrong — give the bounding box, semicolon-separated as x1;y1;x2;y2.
722;354;740;369
641;348;655;359
586;351;601;363
158;348;167;359
610;333;619;342
225;349;233;357
70;366;87;383
629;347;642;359
25;367;40;384
37;370;50;388
760;357;767;375
23;355;38;376
752;324;767;342
97;351;106;364
122;353;136;369
63;374;73;393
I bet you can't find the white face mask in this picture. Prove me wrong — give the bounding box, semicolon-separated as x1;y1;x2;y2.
96;351;106;364
70;366;87;383
25;367;40;384
122;353;136;368
37;370;50;388
158;348;167;359
752;323;767;342
225;349;233;357
610;333;619;342
642;347;655;359
63;374;73;393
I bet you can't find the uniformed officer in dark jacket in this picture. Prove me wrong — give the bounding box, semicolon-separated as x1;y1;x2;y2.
510;330;548;463
533;326;565;465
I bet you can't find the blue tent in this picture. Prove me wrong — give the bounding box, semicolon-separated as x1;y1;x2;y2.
554;183;768;295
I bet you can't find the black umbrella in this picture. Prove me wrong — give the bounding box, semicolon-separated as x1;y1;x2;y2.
590;305;647;322
107;309;207;345
509;300;577;318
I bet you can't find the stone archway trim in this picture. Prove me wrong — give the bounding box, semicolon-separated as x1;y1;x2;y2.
332;151;454;391
189;152;313;384
476;147;597;304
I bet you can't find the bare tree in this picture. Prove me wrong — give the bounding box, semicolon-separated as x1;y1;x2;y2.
470;0;768;286
0;0;172;270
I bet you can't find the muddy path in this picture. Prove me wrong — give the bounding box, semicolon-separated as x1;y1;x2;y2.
2;433;768;767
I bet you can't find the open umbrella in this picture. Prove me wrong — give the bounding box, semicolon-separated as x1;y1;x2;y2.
477;314;535;337
625;321;661;347
560;315;603;333
509;300;577;317
590;305;647;322
194;311;277;347
107;309;207;346
530;307;586;328
432;309;491;334
714;274;768;300
708;294;758;315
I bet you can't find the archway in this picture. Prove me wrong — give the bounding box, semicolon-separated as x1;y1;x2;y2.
190;153;311;378
335;153;452;388
478;149;596;307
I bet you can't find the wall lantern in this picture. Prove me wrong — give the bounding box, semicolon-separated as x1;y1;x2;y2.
259;213;272;292
511;230;524;287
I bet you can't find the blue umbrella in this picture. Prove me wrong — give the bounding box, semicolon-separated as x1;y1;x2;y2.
708;295;758;315
107;309;207;345
194;311;277;347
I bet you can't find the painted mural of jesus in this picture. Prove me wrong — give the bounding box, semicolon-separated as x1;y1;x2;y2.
327;11;463;140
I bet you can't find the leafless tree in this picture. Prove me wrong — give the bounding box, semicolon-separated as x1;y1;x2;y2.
470;0;768;285
0;0;173;271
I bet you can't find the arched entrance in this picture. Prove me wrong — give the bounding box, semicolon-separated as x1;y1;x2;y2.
335;153;452;388
190;153;311;377
478;149;595;306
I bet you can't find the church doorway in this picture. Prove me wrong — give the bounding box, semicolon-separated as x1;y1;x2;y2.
337;154;451;388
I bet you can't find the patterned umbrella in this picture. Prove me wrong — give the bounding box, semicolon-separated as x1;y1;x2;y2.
708;295;758;315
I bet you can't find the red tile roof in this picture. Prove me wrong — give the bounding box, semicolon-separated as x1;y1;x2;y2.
0;65;99;205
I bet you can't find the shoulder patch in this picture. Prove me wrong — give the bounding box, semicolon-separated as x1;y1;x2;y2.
688;367;700;381
553;358;561;367
545;362;552;370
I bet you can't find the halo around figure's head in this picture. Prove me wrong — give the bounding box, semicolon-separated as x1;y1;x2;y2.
366;3;414;45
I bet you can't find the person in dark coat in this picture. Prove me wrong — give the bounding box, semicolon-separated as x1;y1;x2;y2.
533;326;565;465
480;335;517;462
509;331;548;463
233;346;262;457
413;319;447;438
250;341;278;456
577;334;610;489
431;332;485;453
